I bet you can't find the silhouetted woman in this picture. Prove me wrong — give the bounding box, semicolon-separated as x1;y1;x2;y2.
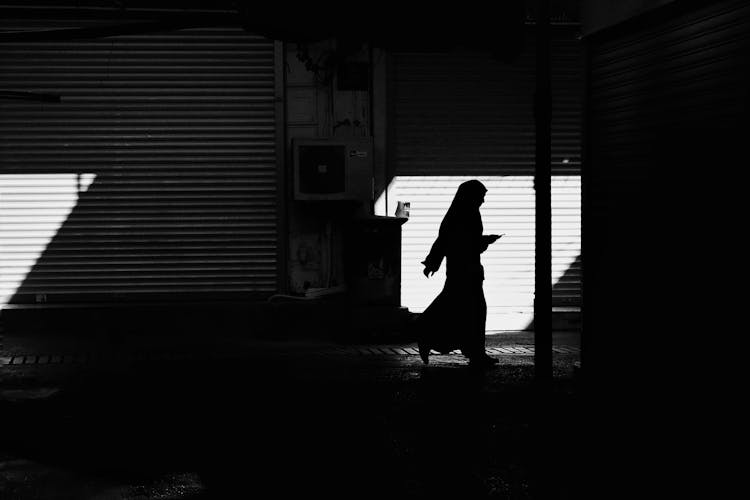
416;180;502;367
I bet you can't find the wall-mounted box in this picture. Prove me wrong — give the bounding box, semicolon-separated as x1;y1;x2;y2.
343;215;407;306
292;137;373;203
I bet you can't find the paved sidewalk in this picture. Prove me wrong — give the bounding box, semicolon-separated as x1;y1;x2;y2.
0;329;580;364
1;331;582;499
0;343;579;369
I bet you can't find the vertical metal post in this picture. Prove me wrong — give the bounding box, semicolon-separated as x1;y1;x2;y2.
534;0;552;383
274;40;289;294
531;3;554;495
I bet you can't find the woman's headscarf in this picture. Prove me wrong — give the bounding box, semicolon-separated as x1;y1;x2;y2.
422;180;487;272
439;179;487;239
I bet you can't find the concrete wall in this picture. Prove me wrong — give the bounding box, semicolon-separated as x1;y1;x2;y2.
581;0;676;35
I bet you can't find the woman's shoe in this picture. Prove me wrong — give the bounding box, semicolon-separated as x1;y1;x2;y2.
483;354;499;365
469;354;499;368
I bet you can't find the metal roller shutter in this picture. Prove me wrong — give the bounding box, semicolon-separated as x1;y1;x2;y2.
588;0;750;191
390;28;582;331
585;0;750;336
0;24;278;305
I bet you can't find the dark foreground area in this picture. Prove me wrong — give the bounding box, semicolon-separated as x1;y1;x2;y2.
1;338;582;499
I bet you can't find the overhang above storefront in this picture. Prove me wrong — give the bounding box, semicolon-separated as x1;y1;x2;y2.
0;1;580;60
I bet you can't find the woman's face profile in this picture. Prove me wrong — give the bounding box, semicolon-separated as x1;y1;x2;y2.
455;180;487;209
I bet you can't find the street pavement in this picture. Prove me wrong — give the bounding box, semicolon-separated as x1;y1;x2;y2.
1;331;583;499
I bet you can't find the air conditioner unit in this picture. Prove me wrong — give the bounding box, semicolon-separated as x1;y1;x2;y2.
292;137;373;202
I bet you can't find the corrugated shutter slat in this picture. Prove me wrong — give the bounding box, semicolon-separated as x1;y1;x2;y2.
0;26;277;304
391;29;582;331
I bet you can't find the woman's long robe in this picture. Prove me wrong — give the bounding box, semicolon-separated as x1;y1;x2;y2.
416;182;494;358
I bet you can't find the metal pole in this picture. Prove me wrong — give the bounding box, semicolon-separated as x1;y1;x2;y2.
534;0;552;383
531;2;554;495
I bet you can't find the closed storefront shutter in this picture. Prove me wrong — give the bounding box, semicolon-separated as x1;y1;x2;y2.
390;28;582;331
588;0;750;204
0;24;279;305
585;1;750;339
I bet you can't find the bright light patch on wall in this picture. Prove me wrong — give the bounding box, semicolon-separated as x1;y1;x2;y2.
0;173;97;306
374;179;395;217
389;175;581;331
374;187;387;217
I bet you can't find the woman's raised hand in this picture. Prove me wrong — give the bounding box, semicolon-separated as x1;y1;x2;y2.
421;260;437;278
